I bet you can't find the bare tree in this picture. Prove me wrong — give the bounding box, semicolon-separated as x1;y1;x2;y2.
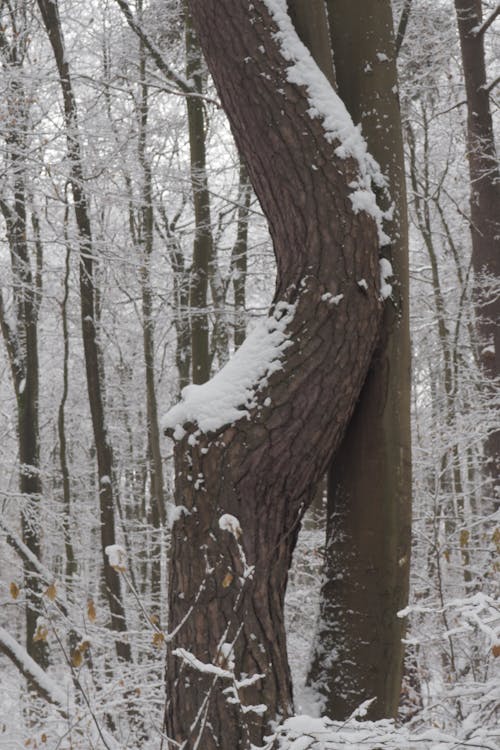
308;0;411;719
163;2;386;746
0;2;48;669
454;0;500;505
36;0;131;662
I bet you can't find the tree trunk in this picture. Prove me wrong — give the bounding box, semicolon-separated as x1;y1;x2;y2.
308;0;411;720
164;2;383;747
232;161;251;350
0;21;48;668
185;3;212;384
137;8;166;604
37;0;131;662
454;0;500;504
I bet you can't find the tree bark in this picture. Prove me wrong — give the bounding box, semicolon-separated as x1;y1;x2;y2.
165;2;383;747
307;0;411;720
454;0;500;505
185;3;212;384
0;19;48;668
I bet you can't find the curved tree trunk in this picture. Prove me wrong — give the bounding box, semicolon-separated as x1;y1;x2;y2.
307;1;412;720
164;2;384;747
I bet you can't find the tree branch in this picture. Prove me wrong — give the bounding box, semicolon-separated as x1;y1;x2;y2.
484;73;500;93
395;0;413;56
0;627;69;713
113;0;193;95
473;3;500;36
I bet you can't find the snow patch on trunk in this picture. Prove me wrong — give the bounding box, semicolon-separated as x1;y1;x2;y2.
262;0;390;246
162;301;295;437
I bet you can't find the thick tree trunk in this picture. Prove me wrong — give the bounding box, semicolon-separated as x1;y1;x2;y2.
454;0;500;503
306;0;412;720
164;2;383;747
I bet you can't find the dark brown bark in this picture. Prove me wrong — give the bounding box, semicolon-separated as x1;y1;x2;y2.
306;0;411;720
165;2;383;747
185;4;212;384
454;0;500;503
0;22;48;668
37;0;131;662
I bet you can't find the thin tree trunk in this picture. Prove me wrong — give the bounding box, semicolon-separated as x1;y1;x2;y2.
164;2;383;746
232;161;251;349
454;0;500;505
308;0;411;719
0;23;48;667
185;3;212;383
137;4;166;605
37;0;131;662
157;204;192;391
59;206;76;585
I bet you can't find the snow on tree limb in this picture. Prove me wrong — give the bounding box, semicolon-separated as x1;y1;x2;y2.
0;627;69;712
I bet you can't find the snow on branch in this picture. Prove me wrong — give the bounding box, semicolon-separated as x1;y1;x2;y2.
472;3;500;37
162;301;295;438
273;713;500;749
172;647;233;680
0;627;69;712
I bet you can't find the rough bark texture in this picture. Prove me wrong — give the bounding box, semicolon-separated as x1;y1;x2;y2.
454;0;500;504
307;0;412;720
165;2;383;747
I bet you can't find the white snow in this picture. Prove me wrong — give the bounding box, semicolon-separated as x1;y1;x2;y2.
219;513;242;539
167;503;190;529
379;257;393;300
172;647;233;679
321;292;344;305
104;544;126;570
262;0;390;245
0;627;68;708
162;302;295;438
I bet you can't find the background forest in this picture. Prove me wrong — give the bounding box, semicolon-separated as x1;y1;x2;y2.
0;0;498;748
